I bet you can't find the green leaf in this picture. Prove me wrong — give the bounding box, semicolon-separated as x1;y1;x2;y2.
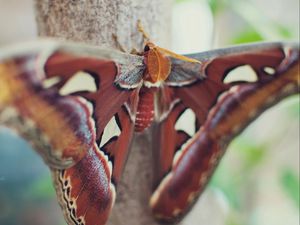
207;0;225;15
280;169;300;208
210;163;241;209
24;174;56;200
174;0;189;3
210;138;268;212
231;138;266;171
231;29;264;44
226;215;242;225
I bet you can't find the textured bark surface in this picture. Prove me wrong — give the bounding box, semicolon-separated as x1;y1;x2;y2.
34;1;171;225
35;0;172;50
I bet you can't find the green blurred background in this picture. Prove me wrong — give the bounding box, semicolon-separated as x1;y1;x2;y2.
0;0;299;225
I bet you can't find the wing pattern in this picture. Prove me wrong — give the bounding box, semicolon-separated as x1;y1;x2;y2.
150;42;299;222
0;41;144;225
0;41;299;225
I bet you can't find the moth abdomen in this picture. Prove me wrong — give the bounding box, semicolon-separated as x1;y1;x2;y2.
135;87;155;132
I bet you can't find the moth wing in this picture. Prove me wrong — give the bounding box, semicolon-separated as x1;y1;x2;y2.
151;42;299;222
52;105;137;225
0;40;144;225
0;40;144;169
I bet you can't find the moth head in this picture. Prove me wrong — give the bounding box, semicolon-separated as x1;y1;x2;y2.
144;42;156;52
142;43;171;84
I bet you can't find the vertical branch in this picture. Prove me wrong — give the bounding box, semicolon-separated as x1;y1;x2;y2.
34;1;172;225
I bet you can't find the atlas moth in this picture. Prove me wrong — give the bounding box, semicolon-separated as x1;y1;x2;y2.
0;22;299;225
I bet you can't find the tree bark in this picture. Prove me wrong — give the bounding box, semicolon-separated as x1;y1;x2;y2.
34;1;171;225
35;0;172;50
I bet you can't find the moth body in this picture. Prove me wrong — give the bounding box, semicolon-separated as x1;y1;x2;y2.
134;42;171;132
136;42;202;132
134;87;155;132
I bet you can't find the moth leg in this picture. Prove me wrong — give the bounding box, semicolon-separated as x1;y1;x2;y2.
130;47;139;54
137;19;151;44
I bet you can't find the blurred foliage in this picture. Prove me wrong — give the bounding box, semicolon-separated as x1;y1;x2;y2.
210;139;267;210
234;139;267;172
175;0;296;43
231;28;264;44
209;97;299;225
207;0;225;15
226;214;243;225
24;174;56;200
210;163;241;209
285;96;300;118
229;0;294;42
0;128;64;225
280;169;300;208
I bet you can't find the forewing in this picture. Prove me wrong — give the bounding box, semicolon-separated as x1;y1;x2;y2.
151;42;299;222
0;40;144;225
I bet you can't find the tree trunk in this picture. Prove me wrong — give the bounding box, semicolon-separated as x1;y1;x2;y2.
34;1;172;225
35;0;172;50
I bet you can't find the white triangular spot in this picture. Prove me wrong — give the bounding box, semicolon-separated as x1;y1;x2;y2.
99;116;121;148
263;67;275;75
42;76;61;89
224;65;258;84
175;108;196;137
59;71;97;95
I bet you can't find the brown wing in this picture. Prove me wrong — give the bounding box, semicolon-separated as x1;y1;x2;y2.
0;41;144;225
151;42;299;222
